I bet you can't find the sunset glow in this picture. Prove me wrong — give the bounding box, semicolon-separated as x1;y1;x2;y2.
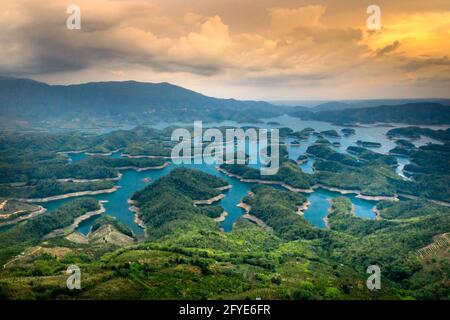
1;0;449;99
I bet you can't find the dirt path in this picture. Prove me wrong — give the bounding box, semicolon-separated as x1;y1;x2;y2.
3;246;42;269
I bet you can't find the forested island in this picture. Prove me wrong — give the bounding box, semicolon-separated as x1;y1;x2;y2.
0;168;448;300
0;120;448;300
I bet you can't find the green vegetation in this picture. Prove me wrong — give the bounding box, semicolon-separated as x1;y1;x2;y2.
91;215;134;238
315;138;332;145
0;77;284;127
242;186;323;240
395;139;415;149
131;168;228;239
0;200;41;223
347;146;397;166
341;128;355;136
328;198;450;296
307;144;359;167
80;156;166;169
0;180;115;199
320;130;340;138
356;140;382;148
291;103;450;125
221;160;316;190
291;128;315;140
0;127;170;199
0;198;99;265
199;205;225;219
386;128;450;202
387;126;450;141
0;169;448;300
0;120;449;301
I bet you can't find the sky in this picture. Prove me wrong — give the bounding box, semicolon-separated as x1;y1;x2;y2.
1;0;449;100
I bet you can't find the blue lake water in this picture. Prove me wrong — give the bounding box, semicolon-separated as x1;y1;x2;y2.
34;116;450;236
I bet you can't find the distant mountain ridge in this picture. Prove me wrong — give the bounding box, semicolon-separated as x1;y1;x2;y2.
0;76;283;125
1;76;449;127
313;99;450;112
289;102;450;125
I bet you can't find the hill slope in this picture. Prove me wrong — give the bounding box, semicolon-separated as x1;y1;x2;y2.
290;103;450;125
0;76;282;125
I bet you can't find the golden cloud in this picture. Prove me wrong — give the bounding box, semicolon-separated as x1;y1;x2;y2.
0;0;448;99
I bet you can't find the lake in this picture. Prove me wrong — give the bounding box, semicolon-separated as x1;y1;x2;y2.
40;116;444;236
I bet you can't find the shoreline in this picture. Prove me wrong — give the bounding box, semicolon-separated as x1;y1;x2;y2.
296;201;311;216
217;167;402;201
17;186;120;203
57;149;88;155
116;161;170;171
128;199;148;240
85;148;123;156
57;173;123;183
121;153;172;159
216;184;232;191
296;158;308;165
214;211;228;222
0;205;47;227
323;200;332;229
372;207;382;220
44;201;107;239
193;194;225;205
398;193;450;207
242;213;273;232
217;167;315;193
237;201;251;213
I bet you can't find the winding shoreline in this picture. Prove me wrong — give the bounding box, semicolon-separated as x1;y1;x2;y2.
44;201;107;239
398;193;450;207
85;148;123;156
57;173;123;183
373;207;382;220
237;201;251;213
323;200;333;229
216;184;232;191
121;153;172;159
128;199;148;240
242;213;273;232
217;166;401;201
115;161;170;171
217;167;315;193
214;211;228;222
0;205;47;227
193;194;226;205
237;195;273;231
296;201;311;216
17;186;120;203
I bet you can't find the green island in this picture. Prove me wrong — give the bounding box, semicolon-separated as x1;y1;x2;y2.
0;169;448;300
0;106;449;301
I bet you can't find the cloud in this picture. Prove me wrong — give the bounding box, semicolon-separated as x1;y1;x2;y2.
0;0;448;99
376;40;401;57
268;5;326;34
402;56;450;71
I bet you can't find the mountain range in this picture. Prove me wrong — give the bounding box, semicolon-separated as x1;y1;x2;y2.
289;103;450;125
1;76;449;127
0;76;282;125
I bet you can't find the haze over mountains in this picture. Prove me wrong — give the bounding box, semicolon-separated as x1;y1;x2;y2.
290;103;450;125
1;76;449;128
0;76;280;124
